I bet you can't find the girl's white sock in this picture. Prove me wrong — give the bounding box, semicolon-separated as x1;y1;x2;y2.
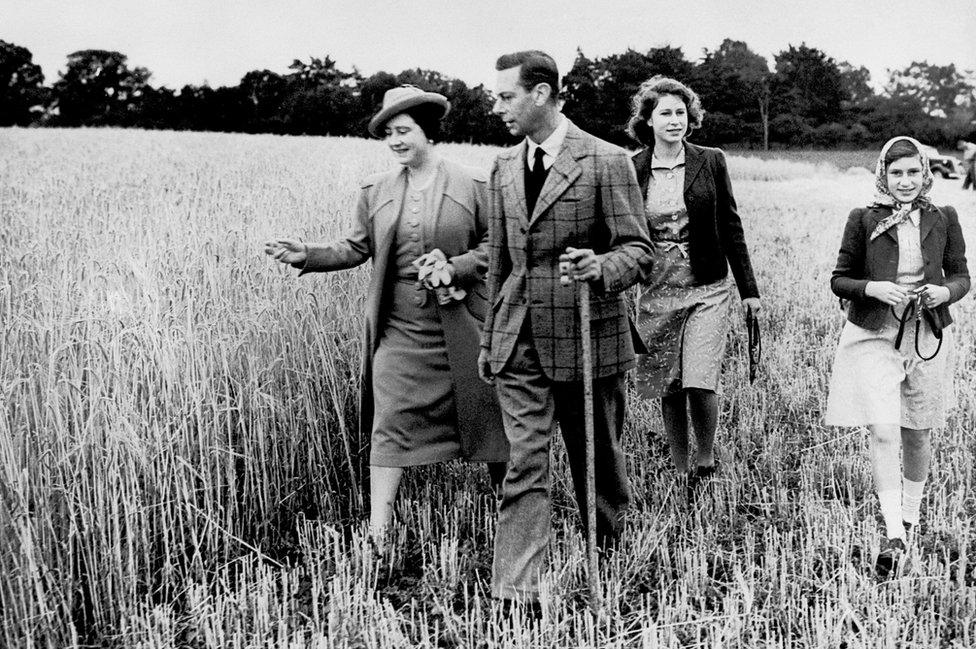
878;488;905;539
902;477;926;527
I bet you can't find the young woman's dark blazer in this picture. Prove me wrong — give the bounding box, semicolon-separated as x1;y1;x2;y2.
831;204;970;331
632;142;759;299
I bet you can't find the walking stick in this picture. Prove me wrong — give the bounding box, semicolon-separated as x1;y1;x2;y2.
562;261;601;614
579;280;601;614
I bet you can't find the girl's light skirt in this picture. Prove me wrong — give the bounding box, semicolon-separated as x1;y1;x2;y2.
825;308;955;429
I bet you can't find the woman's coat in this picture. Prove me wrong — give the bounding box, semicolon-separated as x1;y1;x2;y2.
298;158;508;461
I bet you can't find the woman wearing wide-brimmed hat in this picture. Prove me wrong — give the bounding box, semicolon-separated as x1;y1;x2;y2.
265;85;508;549
825;136;969;576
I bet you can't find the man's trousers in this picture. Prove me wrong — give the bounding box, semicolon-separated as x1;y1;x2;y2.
490;327;631;600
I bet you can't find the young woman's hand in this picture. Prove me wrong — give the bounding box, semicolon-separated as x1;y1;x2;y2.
741;297;761;316
264;239;308;265
916;284;951;308
865;281;908;306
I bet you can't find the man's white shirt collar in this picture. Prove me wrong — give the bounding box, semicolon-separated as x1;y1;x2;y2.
525;115;568;171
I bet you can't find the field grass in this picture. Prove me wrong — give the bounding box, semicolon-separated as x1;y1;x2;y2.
2;128;975;648
723;148;965;175
724;148;882;172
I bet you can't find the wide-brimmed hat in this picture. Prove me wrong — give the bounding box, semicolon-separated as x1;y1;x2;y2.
367;85;450;137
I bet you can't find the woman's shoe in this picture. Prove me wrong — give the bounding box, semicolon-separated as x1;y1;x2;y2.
875;537;906;578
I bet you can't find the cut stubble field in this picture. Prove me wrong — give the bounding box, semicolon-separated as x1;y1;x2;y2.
2;128;975;648
725;149;881;174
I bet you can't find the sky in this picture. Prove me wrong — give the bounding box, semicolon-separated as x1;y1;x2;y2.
5;0;976;91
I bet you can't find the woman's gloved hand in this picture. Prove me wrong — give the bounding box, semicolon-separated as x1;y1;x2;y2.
415;248;467;304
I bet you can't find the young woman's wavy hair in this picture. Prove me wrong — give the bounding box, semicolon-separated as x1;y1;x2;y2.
626;76;704;147
883;138;920;167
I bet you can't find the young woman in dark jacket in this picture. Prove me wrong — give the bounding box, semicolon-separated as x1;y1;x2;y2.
825;136;970;575
627;76;760;492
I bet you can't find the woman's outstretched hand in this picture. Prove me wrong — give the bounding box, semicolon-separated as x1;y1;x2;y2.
865;281;908;306
264;239;308;265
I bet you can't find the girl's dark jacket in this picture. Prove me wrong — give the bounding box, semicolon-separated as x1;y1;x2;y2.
831;204;970;331
631;142;759;299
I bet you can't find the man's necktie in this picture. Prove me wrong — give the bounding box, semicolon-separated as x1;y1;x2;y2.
526;147;548;216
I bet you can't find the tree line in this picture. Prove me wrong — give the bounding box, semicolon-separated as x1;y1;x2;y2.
2;38;973;149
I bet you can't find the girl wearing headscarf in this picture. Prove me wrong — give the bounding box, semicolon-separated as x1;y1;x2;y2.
825;136;970;575
265;86;508;552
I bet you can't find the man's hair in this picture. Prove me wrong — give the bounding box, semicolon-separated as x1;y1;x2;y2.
495;50;560;101
626;76;704;146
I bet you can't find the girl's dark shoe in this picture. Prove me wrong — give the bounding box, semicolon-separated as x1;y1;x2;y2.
875;537;906;578
687;460;720;502
695;461;719;481
500;598;543;622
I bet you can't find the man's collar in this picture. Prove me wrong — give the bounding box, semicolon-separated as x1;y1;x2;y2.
525;114;568;160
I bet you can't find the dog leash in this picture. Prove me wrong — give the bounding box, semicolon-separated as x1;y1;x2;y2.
746;307;761;384
891;298;942;361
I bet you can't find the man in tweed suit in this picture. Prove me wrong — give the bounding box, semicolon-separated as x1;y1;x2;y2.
478;50;654;602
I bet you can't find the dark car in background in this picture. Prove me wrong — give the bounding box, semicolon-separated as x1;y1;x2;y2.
921;144;964;179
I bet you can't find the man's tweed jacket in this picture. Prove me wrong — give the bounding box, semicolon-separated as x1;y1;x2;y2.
481;119;654;382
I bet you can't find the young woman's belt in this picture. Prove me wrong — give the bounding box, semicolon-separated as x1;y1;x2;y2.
651;240;689;258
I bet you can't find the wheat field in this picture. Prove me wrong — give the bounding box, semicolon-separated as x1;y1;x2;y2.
2;128;975;648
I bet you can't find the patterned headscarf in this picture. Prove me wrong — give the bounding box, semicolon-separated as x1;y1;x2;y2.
869;135;934;241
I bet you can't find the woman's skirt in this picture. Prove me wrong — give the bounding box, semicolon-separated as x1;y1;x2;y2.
370;279;462;467
825;306;955;429
634;247;733;399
